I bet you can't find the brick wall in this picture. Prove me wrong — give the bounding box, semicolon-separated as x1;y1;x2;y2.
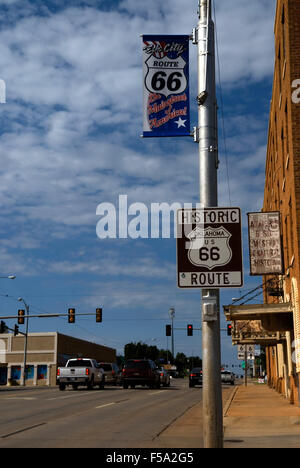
263;0;300;400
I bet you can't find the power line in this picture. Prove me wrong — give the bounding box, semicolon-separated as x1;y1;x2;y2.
213;0;232;206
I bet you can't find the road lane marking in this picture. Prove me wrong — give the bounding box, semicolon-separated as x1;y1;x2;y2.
95;402;116;409
149;390;166;396
3;397;37;400
47;392;91;400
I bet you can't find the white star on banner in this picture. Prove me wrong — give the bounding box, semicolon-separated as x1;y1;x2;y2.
175;117;187;128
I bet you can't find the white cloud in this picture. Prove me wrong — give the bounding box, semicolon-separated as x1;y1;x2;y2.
0;1;274;278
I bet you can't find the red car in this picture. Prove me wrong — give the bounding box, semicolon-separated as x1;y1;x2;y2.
122;359;161;389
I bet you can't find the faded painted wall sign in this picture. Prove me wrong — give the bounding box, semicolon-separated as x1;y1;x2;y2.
248;211;283;275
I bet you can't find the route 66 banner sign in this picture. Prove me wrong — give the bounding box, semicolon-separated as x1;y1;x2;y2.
142;35;190;137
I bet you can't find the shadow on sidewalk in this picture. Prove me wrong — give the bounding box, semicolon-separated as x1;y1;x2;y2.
224;384;300;448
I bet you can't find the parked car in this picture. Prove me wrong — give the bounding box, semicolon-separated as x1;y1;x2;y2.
221;370;235;386
57;358;105;391
98;362;121;386
122;359;161;389
189;367;203;388
158;367;171;387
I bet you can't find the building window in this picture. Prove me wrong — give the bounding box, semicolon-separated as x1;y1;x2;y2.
289;198;294;255
286;154;290;170
281;127;285;178
282;5;286;59
285;101;289;157
11;366;21;381
25;365;34;380
277;46;282;93
37;365;48;380
285;216;290;267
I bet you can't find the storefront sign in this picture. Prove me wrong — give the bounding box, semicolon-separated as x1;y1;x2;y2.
248;211;283;275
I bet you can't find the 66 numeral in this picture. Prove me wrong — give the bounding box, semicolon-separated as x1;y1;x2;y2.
151;71;183;92
198;247;220;262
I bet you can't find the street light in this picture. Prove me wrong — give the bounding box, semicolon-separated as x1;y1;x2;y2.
18;297;29;387
0;275;16;279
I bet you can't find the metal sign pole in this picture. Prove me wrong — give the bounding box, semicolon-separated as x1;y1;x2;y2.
244;347;248;387
197;0;223;448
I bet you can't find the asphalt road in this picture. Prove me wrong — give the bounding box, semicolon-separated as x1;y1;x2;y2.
0;379;204;448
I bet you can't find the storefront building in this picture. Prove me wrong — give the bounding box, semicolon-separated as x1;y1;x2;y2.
262;0;300;403
224;0;300;405
0;332;116;387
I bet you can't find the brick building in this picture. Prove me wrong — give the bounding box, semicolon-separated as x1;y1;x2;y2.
224;0;300;405
261;0;300;403
0;332;116;387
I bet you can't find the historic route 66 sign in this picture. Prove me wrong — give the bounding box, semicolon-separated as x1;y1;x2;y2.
177;208;243;289
187;226;232;270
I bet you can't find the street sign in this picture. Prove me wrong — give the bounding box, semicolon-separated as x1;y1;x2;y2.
238;345;246;353
238;345;255;360
177;207;243;288
238;344;247;360
142;35;190;137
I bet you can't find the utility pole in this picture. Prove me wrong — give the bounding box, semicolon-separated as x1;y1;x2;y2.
19;298;29;387
169;307;175;359
197;0;223;448
244;347;248;387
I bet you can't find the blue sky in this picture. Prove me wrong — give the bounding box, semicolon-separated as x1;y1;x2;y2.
0;0;276;366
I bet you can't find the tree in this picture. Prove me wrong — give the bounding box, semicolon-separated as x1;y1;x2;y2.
123;343;201;375
175;352;188;376
124;342;160;361
187;356;202;369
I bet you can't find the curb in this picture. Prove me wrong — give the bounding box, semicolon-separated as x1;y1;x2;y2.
0;386;49;392
223;386;239;417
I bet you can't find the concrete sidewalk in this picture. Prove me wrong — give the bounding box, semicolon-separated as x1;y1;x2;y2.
153;383;300;448
224;383;300;448
151;387;233;448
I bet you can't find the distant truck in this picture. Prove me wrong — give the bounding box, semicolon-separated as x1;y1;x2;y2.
57;358;105;391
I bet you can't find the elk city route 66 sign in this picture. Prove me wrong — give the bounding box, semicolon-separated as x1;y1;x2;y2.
177;208;243;288
142;35;190;137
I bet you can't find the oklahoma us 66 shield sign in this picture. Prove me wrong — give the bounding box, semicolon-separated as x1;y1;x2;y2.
177;208;243;288
142;35;190;137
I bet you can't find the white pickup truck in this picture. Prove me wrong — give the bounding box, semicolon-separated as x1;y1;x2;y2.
57;358;105;391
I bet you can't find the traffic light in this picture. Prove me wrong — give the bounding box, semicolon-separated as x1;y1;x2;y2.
14;325;19;336
0;321;7;333
18;309;25;325
187;324;193;336
68;308;75;324
227;323;232;336
166;324;172;336
96;308;102;323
